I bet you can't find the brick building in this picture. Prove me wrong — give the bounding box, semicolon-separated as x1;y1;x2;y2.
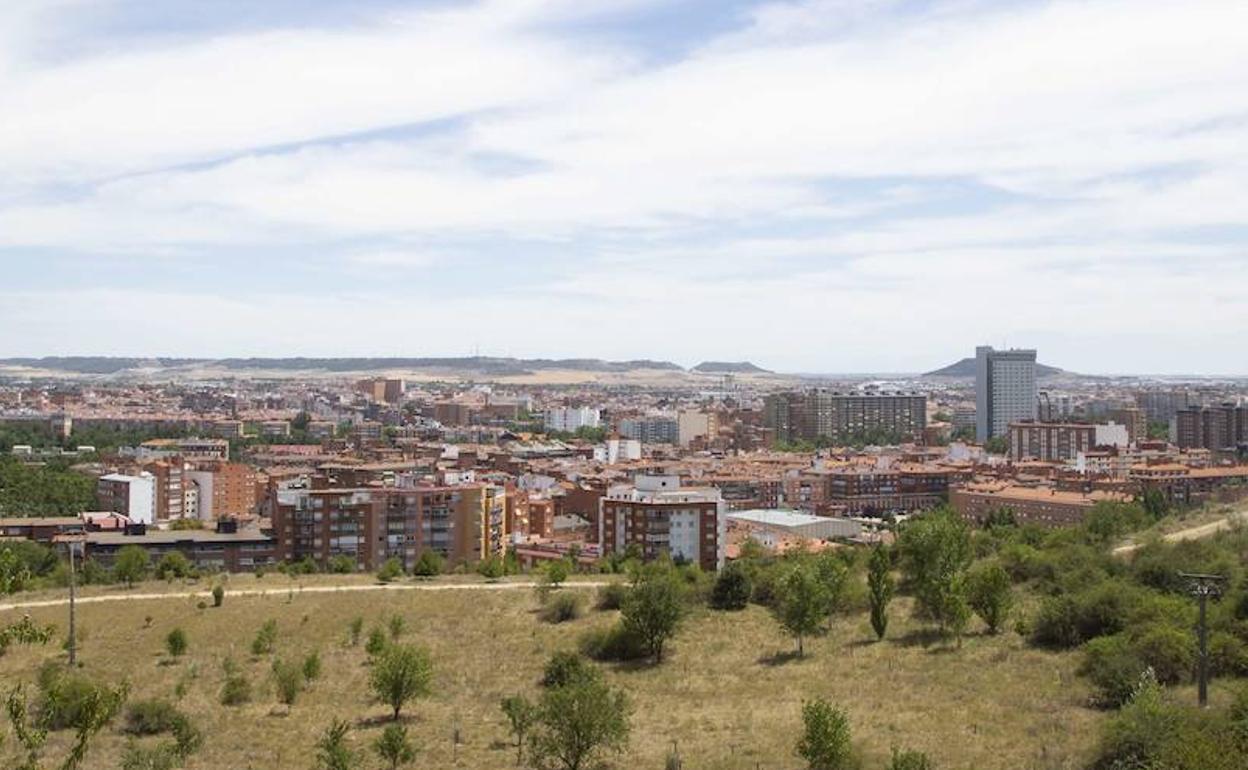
598;476;726;570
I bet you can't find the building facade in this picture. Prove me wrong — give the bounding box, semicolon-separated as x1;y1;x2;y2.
975;346;1037;441
598;476;726;570
763;391;927;445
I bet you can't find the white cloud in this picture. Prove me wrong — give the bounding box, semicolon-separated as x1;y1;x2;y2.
1;0;1247;372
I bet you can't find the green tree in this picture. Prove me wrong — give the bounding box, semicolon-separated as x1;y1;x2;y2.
164;628;187;659
620;569;685;664
369;644;433;721
899;509;972;639
795;698;857;770
867;544;894;641
315;719;356;770
501;694;538;764
528;675;630;770
775;565;829;657
113;546;150;588
374;723;417;770
710;561;752;610
966;561;1013;634
154;552;193;581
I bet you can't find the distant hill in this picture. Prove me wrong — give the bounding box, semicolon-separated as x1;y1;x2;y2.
924;357;1065;378
690;361;771;374
0;356;686;376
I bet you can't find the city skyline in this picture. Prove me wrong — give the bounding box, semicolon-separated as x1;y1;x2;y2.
2;0;1247;374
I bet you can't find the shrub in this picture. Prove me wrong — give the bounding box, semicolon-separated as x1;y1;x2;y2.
596;582;628;611
328;555;356;574
377;557;403;583
541;651;599;689
1081;635;1148;708
710;562;752;611
36;663;128;731
155;552;195;581
796;698;858;770
272;658;304;706
476;556;505;580
539;592;585;624
303;650;323;682
348;616;364;647
579;623;649;662
388;615;406;640
251;619;278;655
1031;580;1142;648
124;699;180;735
366;626;389;658
220;672;252;706
411;550;444;577
1132;624;1195;686
211;584;224;607
165;628;188;658
1210;632;1248;677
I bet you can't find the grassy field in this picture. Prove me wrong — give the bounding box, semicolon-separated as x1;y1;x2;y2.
0;577;1104;770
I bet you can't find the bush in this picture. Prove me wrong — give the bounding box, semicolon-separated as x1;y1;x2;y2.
1031;580;1140;648
211;584;224;607
303;650;323;682
579;623;649;662
165;628;188;658
541;651;598;689
1132;624;1195;686
35;663;128;731
1210;632;1248;677
124;699;180;735
155;552;195;581
377;557;403;583
271;658;303;706
220;672;252;706
1081;635;1148;708
366;627;389;658
888;748;936;770
328;554;356;574
477;556;505;580
412;550;444;577
251;619;278;655
710;562;752;611
596;582;628;611
540;592;585;624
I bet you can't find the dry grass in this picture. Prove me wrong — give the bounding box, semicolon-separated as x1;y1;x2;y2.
0;583;1103;770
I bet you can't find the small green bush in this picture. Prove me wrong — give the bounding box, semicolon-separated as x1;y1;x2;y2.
541;651;598;689
124;699;180;735
251;619;278;656
165;627;188;658
539;592;585;624
303;650;322;682
595;582;628;611
579;622;649;662
211;584;224;607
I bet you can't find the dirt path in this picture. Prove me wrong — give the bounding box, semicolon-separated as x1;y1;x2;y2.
0;579;608;613
1113;507;1248;556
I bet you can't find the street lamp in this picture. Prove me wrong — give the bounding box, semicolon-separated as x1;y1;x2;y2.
58;534;86;667
1179;571;1226;708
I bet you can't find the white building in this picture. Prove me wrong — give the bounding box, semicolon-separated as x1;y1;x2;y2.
593;438;642;464
976;346;1037;441
727;509;862;543
544;406;601;433
1094;422;1130;448
97;472;156;525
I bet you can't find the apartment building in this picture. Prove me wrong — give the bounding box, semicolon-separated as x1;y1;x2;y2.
544;406;601;433
139;458;185;520
96;472;156;524
1008;422;1099;461
951;482;1132;527
83;520;277;572
677;409;719;447
271;480;507;571
1173;403;1248;453
1136;389;1192;423
598;476;726;570
784;464;953;515
764;391;927;445
618;416;679;444
185;462;259;520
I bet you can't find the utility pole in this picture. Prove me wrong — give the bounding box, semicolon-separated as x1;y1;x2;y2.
66;537;83;666
1180;571;1226;707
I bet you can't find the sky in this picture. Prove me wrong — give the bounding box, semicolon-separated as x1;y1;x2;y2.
1;0;1246;375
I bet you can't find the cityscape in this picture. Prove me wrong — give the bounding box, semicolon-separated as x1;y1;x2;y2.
3;2;1248;770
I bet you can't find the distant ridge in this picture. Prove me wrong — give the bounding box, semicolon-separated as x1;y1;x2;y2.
690;361;771;374
0;356;686;376
924;357;1064;378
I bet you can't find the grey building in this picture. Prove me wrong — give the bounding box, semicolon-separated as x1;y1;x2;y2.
975;346;1037;442
763;391;927;445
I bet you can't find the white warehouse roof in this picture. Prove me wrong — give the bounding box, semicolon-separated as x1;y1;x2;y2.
727;509;861;540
